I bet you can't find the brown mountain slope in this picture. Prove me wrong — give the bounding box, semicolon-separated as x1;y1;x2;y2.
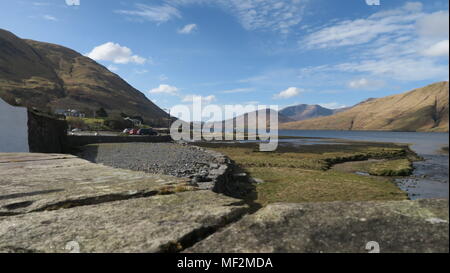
0;29;168;126
206;109;293;130
279;104;339;121
280;81;449;132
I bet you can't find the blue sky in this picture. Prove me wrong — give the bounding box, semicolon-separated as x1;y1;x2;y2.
1;0;448;113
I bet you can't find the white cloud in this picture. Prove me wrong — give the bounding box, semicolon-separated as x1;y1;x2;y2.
302;2;423;49
159;74;169;81
221;87;254;94
133;69;149;74
337;58;448;81
416;11;449;39
163;0;307;33
116;4;181;23
149;84;179;95
219;0;307;33
86;42;146;64
42;15;57;21
107;65;119;72
319;102;347;109
300;2;449;83
115;1;307;33
33;2;50;6
182;94;216;104
273;87;303;99
422;40;449;57
245;100;260;105
348;78;385;90
178;23;198;34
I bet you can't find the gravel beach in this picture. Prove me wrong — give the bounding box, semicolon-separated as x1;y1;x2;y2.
78;143;219;179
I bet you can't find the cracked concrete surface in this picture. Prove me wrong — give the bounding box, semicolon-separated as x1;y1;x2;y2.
0;153;194;215
0;152;448;253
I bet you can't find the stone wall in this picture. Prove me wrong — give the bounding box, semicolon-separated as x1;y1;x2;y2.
190;145;254;198
68;135;172;148
27;110;68;153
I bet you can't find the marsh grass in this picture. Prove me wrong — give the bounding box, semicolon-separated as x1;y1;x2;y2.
194;140;411;205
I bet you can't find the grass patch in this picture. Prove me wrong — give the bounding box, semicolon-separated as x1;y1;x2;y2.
250;167;406;205
368;159;413;176
332;158;414;176
193;140;412;205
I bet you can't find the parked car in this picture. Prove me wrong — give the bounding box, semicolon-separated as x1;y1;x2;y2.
137;128;157;136
123;128;132;134
129;128;140;135
71;128;82;132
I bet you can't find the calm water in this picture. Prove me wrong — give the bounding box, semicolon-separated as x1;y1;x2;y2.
278;130;449;155
278;130;449;200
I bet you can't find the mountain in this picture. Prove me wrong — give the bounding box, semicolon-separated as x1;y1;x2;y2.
0;29;168;126
279;104;347;121
205;109;294;130
280;81;449;132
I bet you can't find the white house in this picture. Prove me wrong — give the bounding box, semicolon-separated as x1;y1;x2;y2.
0;98;29;152
54;109;85;118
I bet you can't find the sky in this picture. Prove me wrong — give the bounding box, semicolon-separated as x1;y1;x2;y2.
0;0;449;116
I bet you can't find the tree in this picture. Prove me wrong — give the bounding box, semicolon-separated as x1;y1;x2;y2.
96;107;108;118
104;115;132;130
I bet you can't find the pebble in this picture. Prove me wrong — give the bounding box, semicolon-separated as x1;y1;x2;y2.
79;143;219;179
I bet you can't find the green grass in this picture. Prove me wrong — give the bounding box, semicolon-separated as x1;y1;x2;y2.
194;141;411;205
368;159;413;176
250;167;406;205
67;117;110;131
332;158;414;176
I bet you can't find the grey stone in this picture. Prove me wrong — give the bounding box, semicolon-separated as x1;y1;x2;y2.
250;178;265;184
186;199;449;253
0;153;191;215
0;191;249;253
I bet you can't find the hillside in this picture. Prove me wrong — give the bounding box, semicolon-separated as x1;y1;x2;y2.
0;29;168;126
280;104;347;121
280;82;449;132
205;109;293;130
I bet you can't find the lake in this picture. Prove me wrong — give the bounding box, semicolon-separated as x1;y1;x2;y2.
278;130;449;155
278;130;449;200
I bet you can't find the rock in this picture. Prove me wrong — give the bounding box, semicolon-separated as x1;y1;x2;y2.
0;191;250;253
250;177;265;184
0;153;190;215
186;199;449;253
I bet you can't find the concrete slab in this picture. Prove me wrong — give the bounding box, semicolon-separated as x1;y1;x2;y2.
0;153;192;215
0;191;249;253
186;199;449;253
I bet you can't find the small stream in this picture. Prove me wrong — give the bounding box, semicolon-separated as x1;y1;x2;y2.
396;154;449;200
278;130;449;200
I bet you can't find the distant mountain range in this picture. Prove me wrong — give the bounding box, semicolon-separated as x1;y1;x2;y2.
211;104;346;129
280;81;449;132
279;104;349;121
213;82;448;132
0;29;168;126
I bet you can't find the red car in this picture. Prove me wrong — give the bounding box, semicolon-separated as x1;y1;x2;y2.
128;129;139;135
